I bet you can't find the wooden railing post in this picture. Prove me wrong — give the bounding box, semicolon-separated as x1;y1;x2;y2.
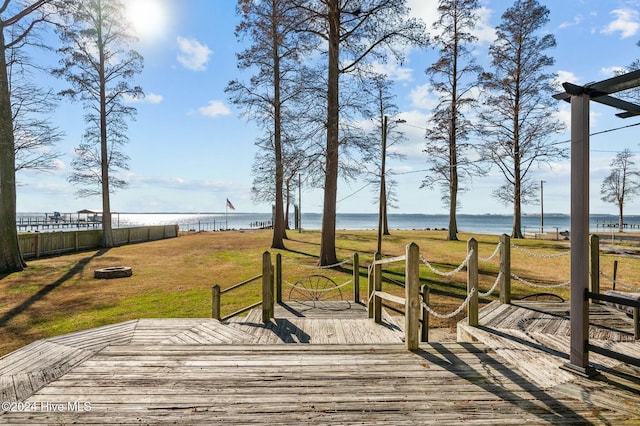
353;253;360;303
262;251;274;323
212;285;221;320
373;252;382;324
421;284;429;343
499;234;511;304
467;238;479;327
276;253;282;303
613;260;618;290
405;243;420;350
590;234;600;302
367;263;374;319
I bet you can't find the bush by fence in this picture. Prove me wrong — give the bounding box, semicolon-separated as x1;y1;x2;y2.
18;225;179;259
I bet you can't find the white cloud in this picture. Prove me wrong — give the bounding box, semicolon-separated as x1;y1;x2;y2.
176;36;212;71
602;8;640;39
407;0;494;45
473;7;496;45
198;100;231;118
409;84;438;110
367;62;414;82
553;70;580;91
123;92;164;104
600;66;627;77
559;15;584;30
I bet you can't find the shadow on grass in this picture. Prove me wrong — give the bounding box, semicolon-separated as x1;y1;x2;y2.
0;249;109;327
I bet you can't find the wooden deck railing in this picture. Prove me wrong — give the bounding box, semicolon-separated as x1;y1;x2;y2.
368;243;421;350
368;241;480;351
212;251;274;322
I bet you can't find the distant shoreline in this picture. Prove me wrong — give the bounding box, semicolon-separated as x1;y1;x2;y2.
16;212;640;236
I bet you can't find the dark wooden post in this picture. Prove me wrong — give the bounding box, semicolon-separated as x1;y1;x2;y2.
373;252;382;324
262;251;274;323
613;260;618;290
212;285;221;320
353;253;360;303
421;284;429;343
405;242;420;350
467;238;479;327
590;234;600;302
564;93;594;377
500;234;511;304
276;253;282;303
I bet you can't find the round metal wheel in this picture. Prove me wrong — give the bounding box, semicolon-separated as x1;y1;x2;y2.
519;293;565;302
288;274;342;305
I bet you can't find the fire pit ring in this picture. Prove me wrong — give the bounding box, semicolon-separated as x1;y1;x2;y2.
94;266;133;279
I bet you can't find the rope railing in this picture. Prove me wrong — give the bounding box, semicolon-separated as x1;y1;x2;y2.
511;272;571;288
479;242;502;262
420;249;473;277
511;243;570;259
282;257;352;269
479;272;503;298
422;288;476;319
600;271;640;291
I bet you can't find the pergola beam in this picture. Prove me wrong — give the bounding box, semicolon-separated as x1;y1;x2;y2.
553;70;640;377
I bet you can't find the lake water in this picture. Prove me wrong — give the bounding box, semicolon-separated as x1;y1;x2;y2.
17;212;640;235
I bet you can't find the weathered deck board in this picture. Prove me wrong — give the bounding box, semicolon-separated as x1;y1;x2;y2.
1;300;638;424
458;301;640;392
2;344;634;425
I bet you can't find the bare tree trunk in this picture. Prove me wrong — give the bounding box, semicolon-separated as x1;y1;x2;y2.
271;13;286;249
448;118;458;241
0;26;25;272
97;16;113;248
512;172;524;239
319;0;339;266
448;180;458;240
618;202;624;232
284;179;291;231
382;180;389;235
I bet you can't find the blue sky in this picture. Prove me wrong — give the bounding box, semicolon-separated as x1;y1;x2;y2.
14;0;640;215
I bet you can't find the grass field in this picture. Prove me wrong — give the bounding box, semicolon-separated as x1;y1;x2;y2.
1;228;638;356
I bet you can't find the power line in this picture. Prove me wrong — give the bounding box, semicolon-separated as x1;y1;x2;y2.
337;181;373;203
331;119;640;203
397;116;640;149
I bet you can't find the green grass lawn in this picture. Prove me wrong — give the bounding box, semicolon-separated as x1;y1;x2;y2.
1;229;637;356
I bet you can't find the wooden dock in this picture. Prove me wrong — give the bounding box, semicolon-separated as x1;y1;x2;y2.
1;301;639;424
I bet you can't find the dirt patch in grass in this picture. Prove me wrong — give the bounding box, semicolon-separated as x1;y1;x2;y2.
1;228;638;356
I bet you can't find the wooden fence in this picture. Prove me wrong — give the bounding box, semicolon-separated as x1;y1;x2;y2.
18;225;179;259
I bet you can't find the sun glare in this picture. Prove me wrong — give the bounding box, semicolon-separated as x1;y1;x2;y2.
125;0;169;42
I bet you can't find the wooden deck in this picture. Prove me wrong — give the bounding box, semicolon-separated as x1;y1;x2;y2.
1;301;639;424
